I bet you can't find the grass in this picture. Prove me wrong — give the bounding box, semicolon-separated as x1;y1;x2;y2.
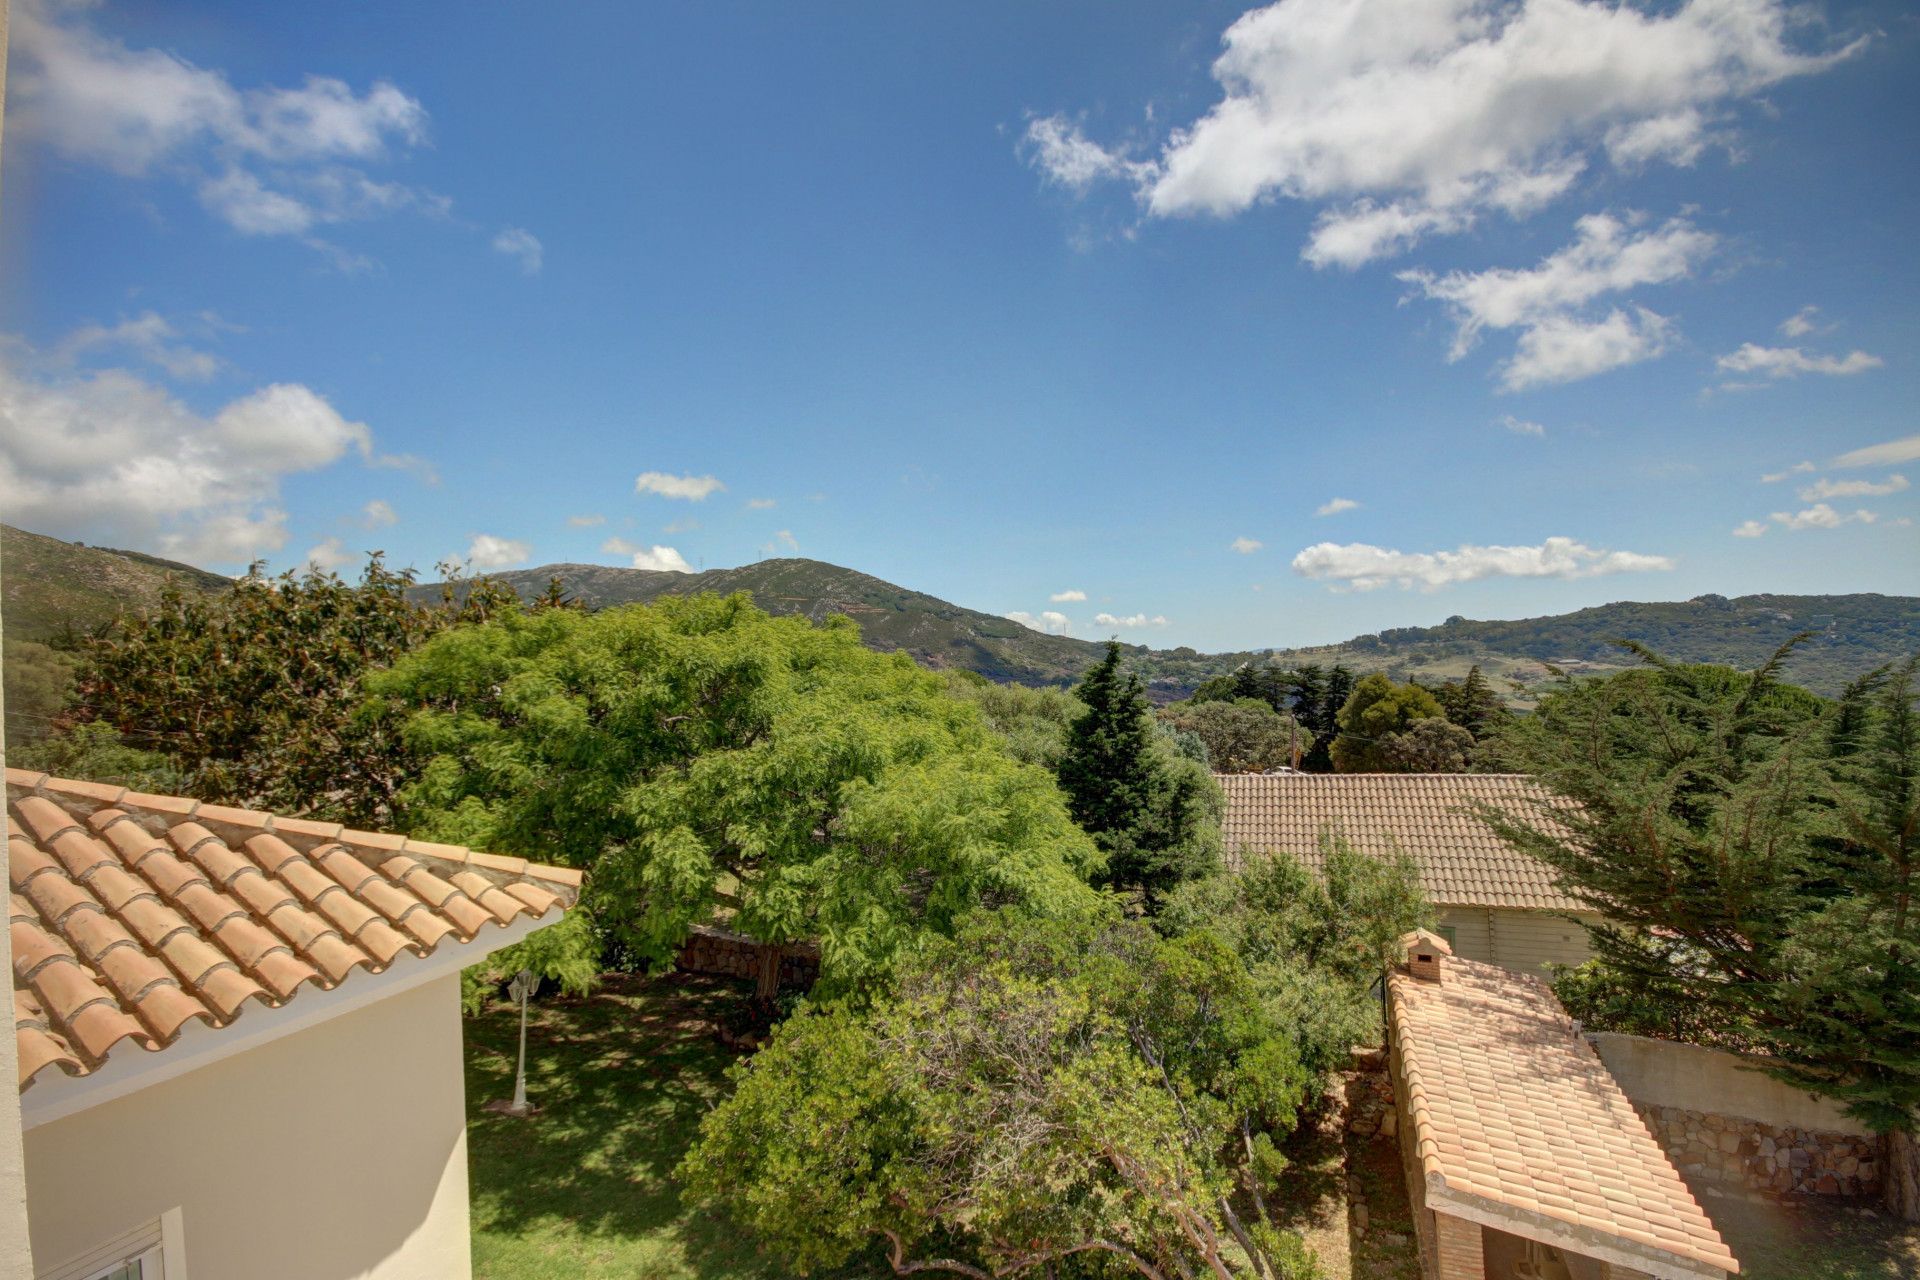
1682;1183;1920;1280
463;970;888;1280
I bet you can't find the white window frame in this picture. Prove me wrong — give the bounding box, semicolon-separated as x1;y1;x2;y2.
40;1207;186;1280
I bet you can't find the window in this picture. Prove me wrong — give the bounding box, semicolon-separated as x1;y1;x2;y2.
40;1209;183;1280
1435;924;1457;947
86;1246;162;1280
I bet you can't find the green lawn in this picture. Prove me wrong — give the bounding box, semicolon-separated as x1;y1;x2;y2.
463;971;887;1280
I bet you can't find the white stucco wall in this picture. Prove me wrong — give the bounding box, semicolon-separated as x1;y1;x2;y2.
1589;1031;1872;1137
1434;906;1597;975
23;974;474;1280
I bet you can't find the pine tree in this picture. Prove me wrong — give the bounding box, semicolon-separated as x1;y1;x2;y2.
1059;642;1220;906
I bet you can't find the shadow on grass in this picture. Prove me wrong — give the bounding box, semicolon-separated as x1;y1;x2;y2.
464;970;889;1280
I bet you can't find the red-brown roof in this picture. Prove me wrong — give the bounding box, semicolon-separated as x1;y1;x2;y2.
1217;772;1585;912
1390;946;1738;1275
8;769;580;1093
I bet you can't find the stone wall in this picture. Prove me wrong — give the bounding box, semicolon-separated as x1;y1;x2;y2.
1633;1103;1880;1199
675;924;819;989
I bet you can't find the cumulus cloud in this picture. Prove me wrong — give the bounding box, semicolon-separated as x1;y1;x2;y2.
0;337;401;567
762;529;800;555
1769;504;1877;532
1291;536;1674;592
1036;0;1862;266
1007;610;1073;636
1314;498;1359;517
1732;520;1769;538
1500;415;1546;437
9;3;445;259
303;536;354;572
359;499;398;529
746;497;777;510
1831;434;1920;470
1715;343;1883;384
467;534;530;569
53;312;223;381
1760;461;1815;483
1050;589;1087;603
1800;475;1907;501
1230;536;1264;554
601;537;693;573
1094;612;1170;628
1779;306;1824;338
492;227;543;275
1021;115;1153;191
635;470;724;501
567;513;606;527
1399;213;1707;388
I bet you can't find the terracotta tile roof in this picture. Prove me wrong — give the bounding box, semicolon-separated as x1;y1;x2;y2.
1217;772;1585;912
1389;946;1738;1275
7;768;581;1094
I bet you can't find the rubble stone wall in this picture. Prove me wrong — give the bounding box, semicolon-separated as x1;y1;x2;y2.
1633;1103;1880;1199
674;925;819;988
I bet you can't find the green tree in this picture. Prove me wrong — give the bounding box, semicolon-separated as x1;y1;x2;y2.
1376;717;1475;773
1158;699;1302;773
1160;839;1430;1078
680;912;1320;1280
1429;665;1508;742
65;556;528;822
940;670;1082;770
1328;674;1446;772
1490;649;1920;1218
1059;642;1223;908
371;594;1103;1005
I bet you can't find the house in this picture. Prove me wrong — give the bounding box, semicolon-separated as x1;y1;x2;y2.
3;768;580;1280
1388;930;1738;1280
1217;772;1601;975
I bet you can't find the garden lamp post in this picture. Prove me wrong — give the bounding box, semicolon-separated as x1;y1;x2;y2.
491;969;539;1117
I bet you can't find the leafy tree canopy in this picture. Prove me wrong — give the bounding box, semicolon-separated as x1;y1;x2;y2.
681;911;1320;1280
1157;699;1301;774
1329;673;1446;773
369;594;1105;1002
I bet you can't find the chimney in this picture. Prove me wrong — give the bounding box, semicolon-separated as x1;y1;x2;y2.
1399;929;1452;983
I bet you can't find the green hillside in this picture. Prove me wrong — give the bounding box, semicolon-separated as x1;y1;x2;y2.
2;524;231;742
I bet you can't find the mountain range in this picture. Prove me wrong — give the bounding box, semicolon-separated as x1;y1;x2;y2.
4;523;1915;741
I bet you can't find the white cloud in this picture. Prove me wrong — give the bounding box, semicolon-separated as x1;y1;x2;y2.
1732;520;1769;538
303;536;354;572
1399;213;1709;388
492;227;543;275
359;499;398;529
467;534;530;569
9;4;443;257
1715;343;1883;382
1500;415;1546;437
1314;498;1359;517
635;470;724;501
1007;610;1073;636
1094;612;1169;628
1831;434;1920;470
1021;115;1153;191
1800;475;1907;501
601;536;694;573
1050;0;1861;265
54;312;222;380
1779;306;1823;338
663;517;701;534
1049;589;1087;603
1500;307;1675;391
1760;461;1815;483
1768;503;1877;532
0;335;390;567
1291;535;1674;592
1230;536;1264;554
567;513;606;527
762;529;800;555
746;497;777;510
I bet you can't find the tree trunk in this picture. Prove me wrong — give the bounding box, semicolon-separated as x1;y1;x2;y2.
753;941;786;1009
1885;1130;1920;1222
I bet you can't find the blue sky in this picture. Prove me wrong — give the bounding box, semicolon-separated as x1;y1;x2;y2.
2;0;1915;652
